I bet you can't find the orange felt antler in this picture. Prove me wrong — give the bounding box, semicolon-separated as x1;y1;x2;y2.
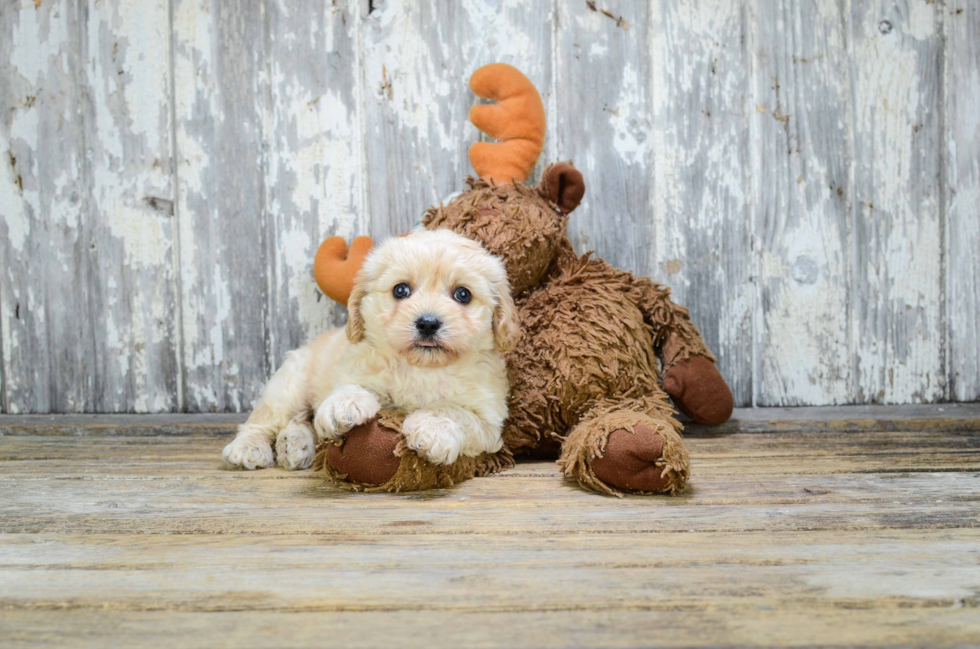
468;63;546;184
313;236;374;306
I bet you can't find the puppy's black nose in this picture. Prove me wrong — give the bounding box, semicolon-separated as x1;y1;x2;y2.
415;315;442;338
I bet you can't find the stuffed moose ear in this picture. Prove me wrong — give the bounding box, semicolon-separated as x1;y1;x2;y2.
538;162;585;214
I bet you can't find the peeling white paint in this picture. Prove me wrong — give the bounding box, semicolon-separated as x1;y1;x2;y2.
748;0;855;406
610;63;650;164
0;130;30;253
1;0;977;413
9;0;68;86
851;0;943;403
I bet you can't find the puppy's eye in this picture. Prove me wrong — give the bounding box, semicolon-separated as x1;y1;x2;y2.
393;283;412;300
452;287;472;304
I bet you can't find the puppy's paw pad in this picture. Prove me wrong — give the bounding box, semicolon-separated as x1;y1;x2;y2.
276;425;316;471
402;412;462;465
222;436;275;470
314;387;381;440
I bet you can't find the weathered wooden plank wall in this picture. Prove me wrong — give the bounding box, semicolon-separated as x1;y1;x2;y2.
946;1;980;401
1;0;977;413
1;0;180;413
649;1;753;406
752;0;852;406
852;0;945;404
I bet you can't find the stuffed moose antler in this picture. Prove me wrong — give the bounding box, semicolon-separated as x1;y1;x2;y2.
314;63;733;495
467;62;547;183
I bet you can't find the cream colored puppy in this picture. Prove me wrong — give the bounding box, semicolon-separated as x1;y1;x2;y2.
222;229;519;471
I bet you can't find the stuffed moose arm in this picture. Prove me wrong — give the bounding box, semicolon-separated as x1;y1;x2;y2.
636;280;734;426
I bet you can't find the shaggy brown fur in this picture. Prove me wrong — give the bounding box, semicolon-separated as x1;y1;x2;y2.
321;162;734;496
315;411;513;492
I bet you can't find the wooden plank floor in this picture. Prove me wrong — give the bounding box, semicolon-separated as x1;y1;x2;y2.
1;406;979;648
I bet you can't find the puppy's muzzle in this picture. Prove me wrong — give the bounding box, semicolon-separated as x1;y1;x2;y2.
414;315;442;341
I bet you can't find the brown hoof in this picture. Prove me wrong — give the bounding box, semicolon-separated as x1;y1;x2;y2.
325;419;401;485
590;424;672;493
663;355;734;425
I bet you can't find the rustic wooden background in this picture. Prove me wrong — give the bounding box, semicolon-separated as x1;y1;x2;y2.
1;0;977;414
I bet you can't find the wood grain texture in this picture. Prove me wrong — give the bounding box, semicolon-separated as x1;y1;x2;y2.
0;0;179;414
260;0;361;368
359;0;554;241
172;0;271;412
5;402;980;436
2;430;979;484
0;417;978;647
81;0;181;413
750;0;853;406
945;1;980;401
555;0;654;276
2;0;979;412
850;0;944;403
1;0;87;414
1;528;979;610
2;608;978;649
650;0;753;406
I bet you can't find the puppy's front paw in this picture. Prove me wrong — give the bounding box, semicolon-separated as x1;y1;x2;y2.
401;411;462;465
222;435;275;470
276;424;316;471
314;385;381;440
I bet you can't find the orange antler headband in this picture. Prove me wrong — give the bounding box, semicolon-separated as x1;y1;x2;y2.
468;63;546;184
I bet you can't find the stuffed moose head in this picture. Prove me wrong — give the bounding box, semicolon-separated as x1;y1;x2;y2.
313;63;734;495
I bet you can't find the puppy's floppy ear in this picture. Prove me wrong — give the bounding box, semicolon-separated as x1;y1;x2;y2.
345;279;367;343
491;273;520;353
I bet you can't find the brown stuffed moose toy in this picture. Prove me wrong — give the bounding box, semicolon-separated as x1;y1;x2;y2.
313;63;734;495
